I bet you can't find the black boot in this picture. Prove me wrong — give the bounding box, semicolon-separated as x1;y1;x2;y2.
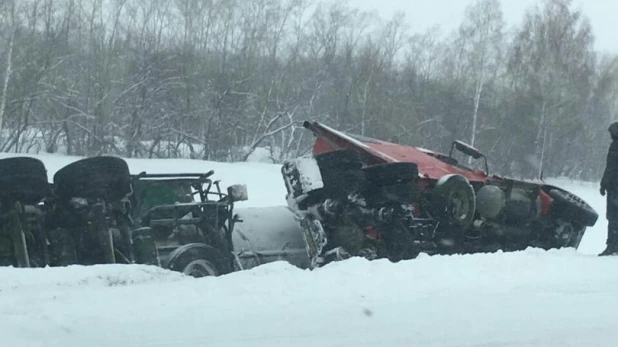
599;229;618;256
599;245;617;256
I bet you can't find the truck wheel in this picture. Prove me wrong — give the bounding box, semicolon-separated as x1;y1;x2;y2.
431;174;476;228
167;244;231;278
548;189;598;227
315;150;365;198
0;157;49;204
54;156;131;201
182;259;219;277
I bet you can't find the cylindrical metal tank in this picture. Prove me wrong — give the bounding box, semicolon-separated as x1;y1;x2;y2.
232;206;309;270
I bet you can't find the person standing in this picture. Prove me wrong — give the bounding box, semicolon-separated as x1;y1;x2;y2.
599;122;618;256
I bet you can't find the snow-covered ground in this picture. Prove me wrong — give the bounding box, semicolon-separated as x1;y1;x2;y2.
1;153;616;347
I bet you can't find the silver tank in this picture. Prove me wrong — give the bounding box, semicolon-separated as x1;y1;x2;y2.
232;206;309;270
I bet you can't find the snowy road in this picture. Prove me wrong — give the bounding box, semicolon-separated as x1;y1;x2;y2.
0;154;616;347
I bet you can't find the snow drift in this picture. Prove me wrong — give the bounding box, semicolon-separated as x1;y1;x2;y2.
3;250;618;347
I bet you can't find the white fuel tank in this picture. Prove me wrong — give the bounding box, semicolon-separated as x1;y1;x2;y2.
232;206;309;270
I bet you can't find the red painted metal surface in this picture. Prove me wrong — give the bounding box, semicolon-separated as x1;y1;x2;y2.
305;121;554;215
308;121;490;182
539;190;554;215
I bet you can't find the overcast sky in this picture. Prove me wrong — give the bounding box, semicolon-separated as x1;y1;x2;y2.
349;0;618;54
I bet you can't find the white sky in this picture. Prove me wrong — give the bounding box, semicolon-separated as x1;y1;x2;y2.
349;0;618;54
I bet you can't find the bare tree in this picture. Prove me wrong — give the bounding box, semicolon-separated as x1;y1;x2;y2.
508;0;596;177
457;0;504;149
0;0;17;139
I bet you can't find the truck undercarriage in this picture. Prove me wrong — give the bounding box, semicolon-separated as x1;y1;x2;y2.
282;121;598;268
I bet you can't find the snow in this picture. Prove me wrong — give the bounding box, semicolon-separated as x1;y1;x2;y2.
0;153;616;347
294;155;324;193
245;147;277;163
4;251;618;346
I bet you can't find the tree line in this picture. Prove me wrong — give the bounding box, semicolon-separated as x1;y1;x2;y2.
0;0;615;181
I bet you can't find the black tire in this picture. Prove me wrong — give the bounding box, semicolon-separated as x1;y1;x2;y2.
167;244;231;278
431;174;476;228
0;157;49;204
363;162;419;187
53;156;131;201
315;150;365;198
548;189;598;227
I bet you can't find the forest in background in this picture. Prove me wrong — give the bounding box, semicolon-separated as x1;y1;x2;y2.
0;0;614;181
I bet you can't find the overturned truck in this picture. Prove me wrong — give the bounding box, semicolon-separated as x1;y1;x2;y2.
0;156;255;277
0;121;601;275
0;155;311;276
283;121;599;268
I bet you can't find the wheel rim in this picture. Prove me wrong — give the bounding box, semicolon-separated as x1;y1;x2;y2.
183;259;218;277
448;191;470;221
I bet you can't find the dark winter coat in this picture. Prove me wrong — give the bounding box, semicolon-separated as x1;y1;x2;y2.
601;122;618;193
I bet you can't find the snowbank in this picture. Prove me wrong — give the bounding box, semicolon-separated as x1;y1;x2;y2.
0;264;188;292
3;250;618;347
